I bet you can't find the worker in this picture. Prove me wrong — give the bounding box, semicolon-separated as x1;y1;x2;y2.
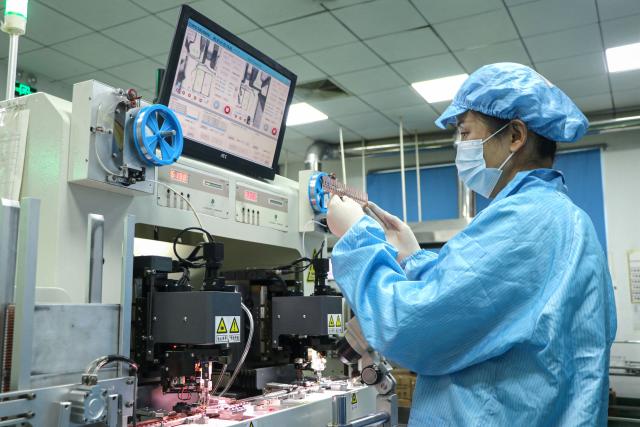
327;63;616;426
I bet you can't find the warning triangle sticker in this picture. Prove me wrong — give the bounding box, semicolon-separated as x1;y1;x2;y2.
230;317;240;334
217;318;227;334
336;315;342;328
328;315;335;328
351;393;358;405
307;249;317;282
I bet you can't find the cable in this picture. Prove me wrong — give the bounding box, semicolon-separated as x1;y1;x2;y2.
83;355;139;427
172;226;215;270
147;179;206;231
94;136;122;177
302;219;327;258
218;302;254;397
210;363;228;396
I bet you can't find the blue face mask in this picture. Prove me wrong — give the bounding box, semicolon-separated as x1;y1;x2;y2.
454;122;515;199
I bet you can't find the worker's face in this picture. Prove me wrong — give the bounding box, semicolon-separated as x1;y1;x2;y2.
455;111;511;169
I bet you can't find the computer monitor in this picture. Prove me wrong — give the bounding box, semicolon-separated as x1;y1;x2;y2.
158;5;297;180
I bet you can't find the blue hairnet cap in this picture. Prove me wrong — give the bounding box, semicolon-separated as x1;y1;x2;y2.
435;63;588;142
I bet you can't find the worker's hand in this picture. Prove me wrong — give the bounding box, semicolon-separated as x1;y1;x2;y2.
367;202;420;263
327;195;365;238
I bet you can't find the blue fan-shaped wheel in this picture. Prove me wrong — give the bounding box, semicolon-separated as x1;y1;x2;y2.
132;104;183;166
308;171;329;214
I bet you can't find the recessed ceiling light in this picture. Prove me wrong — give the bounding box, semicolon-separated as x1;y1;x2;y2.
606;42;640;73
411;74;469;103
286;102;328;126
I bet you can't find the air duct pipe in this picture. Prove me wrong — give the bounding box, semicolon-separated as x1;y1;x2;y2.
304;141;336;171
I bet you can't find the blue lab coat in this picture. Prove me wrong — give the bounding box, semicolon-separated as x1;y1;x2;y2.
332;169;616;426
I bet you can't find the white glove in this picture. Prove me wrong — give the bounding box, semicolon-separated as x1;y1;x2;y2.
366;202;420;263
327;195;365;238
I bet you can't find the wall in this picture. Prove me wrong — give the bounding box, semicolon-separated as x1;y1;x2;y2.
284;128;640;397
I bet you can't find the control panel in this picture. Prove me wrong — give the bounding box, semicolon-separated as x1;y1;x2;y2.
235;184;289;232
157;166;230;219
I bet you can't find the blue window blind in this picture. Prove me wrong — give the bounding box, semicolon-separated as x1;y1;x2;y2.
367;148;606;249
477;148;606;248
366;164;458;222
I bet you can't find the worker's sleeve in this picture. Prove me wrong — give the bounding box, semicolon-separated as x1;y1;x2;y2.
331;209;552;376
400;250;438;280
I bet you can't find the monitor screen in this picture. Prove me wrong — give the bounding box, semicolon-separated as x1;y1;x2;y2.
159;6;297;180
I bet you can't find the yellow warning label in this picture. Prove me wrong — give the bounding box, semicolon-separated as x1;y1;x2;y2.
351;393;358;405
217;318;227;334
307;249;318;282
249;422;255;427
230;317;240;334
328;315;335;328
336;315;342;328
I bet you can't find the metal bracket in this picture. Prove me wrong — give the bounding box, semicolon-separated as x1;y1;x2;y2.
57;401;71;427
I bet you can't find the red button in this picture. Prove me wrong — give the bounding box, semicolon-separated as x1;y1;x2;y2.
224;106;231;114
271;128;277;135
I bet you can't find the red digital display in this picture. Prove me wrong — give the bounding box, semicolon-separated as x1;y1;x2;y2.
244;190;258;203
169;169;189;184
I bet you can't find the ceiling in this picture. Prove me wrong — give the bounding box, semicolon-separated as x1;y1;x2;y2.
2;0;640;159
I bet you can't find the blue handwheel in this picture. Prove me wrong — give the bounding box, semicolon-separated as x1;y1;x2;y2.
132;104;183;166
308;171;329;214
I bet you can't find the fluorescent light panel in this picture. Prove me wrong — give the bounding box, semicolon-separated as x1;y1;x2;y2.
606;42;640;73
411;74;468;103
286;102;328;126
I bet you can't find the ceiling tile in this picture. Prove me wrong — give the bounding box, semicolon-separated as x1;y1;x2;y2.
25;1;92;45
0;36;42;60
504;0;538;4
103;16;174;56
455;39;530;72
267;13;357;54
554;74;611;99
63;70;141;93
509;0;597;37
231;0;324;26
104;59;161;90
412;0;503;24
597;0;640;21
278;55;326;84
358;123;400;139
335;111;396;130
321;0;376;9
433;9;518;50
304;42;383;75
238;29;295;59
311;97;373;117
601;14;640;48
365;27;448;63
612;88;640;109
360;86;425;110
571;93;613;113
332;0;427;39
380;104;439;132
391;53;464;83
332;65;405;95
158;1;258;34
18;48;95;81
610;70;640;92
131;0;197;13
293;119;359;142
524;24;602;62
51;34;141;69
42;0;147;30
536;52;607;83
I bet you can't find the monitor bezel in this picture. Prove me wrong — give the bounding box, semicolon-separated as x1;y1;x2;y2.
158;5;297;181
